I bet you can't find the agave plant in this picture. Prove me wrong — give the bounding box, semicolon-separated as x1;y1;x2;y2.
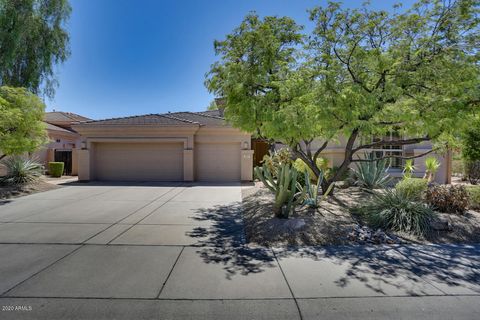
403;159;416;179
302;170;333;208
352;153;391;189
424;156;441;183
254;163;305;218
0;156;44;185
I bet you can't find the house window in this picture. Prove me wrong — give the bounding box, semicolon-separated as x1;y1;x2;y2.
56;139;61;143
369;131;403;169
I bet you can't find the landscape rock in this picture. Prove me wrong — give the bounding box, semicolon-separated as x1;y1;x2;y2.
348;225;402;244
430;217;451;231
284;218;306;231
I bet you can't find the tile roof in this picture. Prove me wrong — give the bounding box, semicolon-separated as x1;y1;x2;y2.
77;110;228;127
45;122;77;134
45;111;91;123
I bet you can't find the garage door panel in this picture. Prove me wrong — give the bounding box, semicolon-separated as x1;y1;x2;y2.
94;142;183;181
195;143;240;182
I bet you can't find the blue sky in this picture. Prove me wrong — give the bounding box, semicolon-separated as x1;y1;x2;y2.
46;0;414;120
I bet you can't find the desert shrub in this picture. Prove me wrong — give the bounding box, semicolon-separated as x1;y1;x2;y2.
261;148;292;177
293;157;329;183
395;178;428;200
465;160;480;185
462;118;480;162
48;162;64;178
355;189;434;236
426;185;469;214
352;154;391;189
0;156;43;185
466;186;480;210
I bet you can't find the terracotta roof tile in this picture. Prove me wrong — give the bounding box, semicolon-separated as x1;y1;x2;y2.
77;110;228;127
45;111;91;123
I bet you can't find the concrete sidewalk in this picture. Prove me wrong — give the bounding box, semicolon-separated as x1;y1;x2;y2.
0;184;479;319
1;243;479;319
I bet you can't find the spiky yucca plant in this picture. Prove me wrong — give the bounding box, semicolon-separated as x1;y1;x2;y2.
352;153;391;189
0;156;44;185
356;189;435;236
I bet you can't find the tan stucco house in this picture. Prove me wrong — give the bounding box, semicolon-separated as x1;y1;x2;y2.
278;133;452;184
72;110;254;182
36;111;91;175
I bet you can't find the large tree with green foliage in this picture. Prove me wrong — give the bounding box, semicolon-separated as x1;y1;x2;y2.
206;0;480;193
0;0;71;98
0;86;47;160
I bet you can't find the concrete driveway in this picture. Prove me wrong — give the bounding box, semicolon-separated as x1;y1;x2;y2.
0;183;480;319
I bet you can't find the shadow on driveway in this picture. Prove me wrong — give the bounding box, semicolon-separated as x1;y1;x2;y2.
190;202;276;278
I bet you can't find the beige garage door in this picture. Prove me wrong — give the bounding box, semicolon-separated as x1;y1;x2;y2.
195;142;241;181
93;142;183;181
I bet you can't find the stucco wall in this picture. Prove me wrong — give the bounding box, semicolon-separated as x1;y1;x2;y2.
73;124;253;182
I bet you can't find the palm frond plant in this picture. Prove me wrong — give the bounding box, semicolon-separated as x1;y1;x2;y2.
424;156;441;183
403;159;416;179
0;156;44;185
352;153;391;189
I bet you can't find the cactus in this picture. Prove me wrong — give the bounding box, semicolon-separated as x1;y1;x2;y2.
255;163;305;218
302;170;334;208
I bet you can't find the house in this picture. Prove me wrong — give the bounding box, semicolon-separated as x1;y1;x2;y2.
280;133;452;184
72;110;254;182
36;111;91;175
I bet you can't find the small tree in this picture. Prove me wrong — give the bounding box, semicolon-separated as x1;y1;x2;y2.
0;86;48;160
206;1;480;194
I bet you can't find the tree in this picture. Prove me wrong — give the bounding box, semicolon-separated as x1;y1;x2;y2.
206;1;480;193
207;100;218;110
0;0;71;98
0;86;48;160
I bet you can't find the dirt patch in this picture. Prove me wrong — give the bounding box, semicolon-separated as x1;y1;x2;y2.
242;183;480;246
0;180;59;199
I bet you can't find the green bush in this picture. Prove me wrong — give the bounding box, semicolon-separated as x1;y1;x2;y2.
352;154;391;189
426;185;469;214
466;186;480;210
395;178;428;200
465;160;480;185
355;189;435;236
0;156;43;185
462;117;480;162
48;162;64;178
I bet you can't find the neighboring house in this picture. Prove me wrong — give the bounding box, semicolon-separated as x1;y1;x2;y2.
36;111;91;175
277;133;452;184
72;110;254;182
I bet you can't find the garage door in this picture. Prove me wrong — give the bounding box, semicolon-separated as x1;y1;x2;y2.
93;142;183;181
195;142;240;181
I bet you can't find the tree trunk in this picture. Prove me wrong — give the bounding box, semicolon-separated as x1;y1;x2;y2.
320;129;359;195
